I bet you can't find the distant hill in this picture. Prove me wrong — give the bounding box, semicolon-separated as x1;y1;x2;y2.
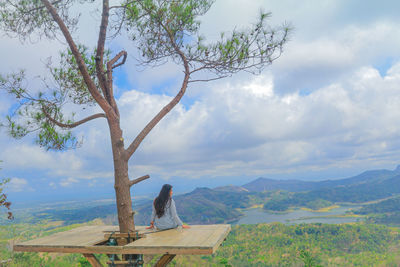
300;174;400;203
214;185;249;192
258;166;400;212
242;177;320;192
243;165;400;193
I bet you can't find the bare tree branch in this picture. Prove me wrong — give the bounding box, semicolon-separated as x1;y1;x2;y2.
109;50;128;69
42;107;106;129
188;75;229;83
128;174;150;187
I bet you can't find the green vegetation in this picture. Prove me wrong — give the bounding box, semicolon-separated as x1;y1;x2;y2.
298;249;323;267
0;161;12;220
171;223;400;266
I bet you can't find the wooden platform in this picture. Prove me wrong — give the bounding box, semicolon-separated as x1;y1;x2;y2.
13;225;231;255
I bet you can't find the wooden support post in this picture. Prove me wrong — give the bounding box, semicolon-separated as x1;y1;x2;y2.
83;254;103;267
154;254;176;267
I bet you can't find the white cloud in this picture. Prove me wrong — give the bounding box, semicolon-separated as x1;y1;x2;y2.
7;177;33;192
270;21;400;94
0;144;83;172
117;61;400;178
60;177;79;187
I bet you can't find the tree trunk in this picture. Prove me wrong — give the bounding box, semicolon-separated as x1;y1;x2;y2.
108;119;135;233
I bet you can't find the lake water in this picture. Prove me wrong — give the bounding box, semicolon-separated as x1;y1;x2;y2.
234;206;363;225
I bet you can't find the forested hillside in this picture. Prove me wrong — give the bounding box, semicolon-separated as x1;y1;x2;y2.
353;196;400;226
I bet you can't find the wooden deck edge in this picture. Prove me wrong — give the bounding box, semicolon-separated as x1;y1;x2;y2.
13;245;123;254
212;225;231;253
13;244;213;255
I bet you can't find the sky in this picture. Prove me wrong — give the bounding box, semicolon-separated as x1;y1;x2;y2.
2;0;400;205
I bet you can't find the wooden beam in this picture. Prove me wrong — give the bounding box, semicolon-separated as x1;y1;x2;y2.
83;254;103;267
103;231;145;240
106;260;132;265
154;254;176;267
13;243;212;255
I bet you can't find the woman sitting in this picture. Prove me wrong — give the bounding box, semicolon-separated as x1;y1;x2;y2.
147;184;190;230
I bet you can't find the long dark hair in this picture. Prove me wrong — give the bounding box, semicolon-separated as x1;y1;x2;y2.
154;184;172;218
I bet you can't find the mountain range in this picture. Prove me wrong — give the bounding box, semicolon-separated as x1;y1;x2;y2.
7;165;400;226
241;165;400;192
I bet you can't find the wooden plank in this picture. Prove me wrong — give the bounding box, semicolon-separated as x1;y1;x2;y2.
154;254;176;267
13;225;231;255
83;254;103;267
18;226;119;247
183;226;222;247
127;225;229;248
196;225;231;252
